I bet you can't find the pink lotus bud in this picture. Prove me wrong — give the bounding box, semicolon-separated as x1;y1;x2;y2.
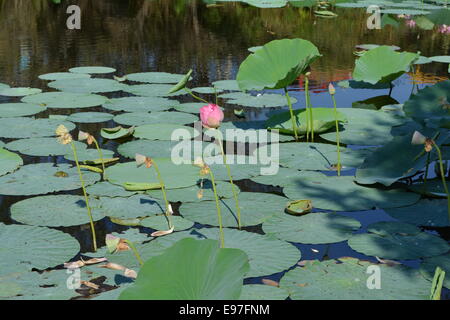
199;104;224;129
411;131;427;145
328;83;336;95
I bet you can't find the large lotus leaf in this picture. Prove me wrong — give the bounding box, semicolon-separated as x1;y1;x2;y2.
140;215;194;231
105;160;200;190
69;66;116;74
0;117;75;139
203;155;265;180
102;96;179;112
0;103;46;118
353;46;419;84
67;112;113;123
0;87;42;97
403;80;450;122
255;142;374;171
48;78;125;93
119;238;249;300
420;253;450;289
384;199;449;227
5;138;87;157
263;212;361;244
426;8;450;25
98;194;165;220
133;123;200;141
180;192;287;227
407;179;447;198
64;148;115;162
113;111;198;126
126;72;186;84
219;92;297;108
355;130;449;186
283;175;420;211
145;228;301;278
172;102;206;114
266;108;346;135
237;38;321;91
212;79;240;91
0;163;100;196
280;257;430;300
86;182;137;198
123;84;187;97
10;195;105;227
0;148;23;176
21;92;108;109
0;223;80;270
348;221;449;260
38;72;91;81
146;180;237;203
251;167;324;187
239;285;289;300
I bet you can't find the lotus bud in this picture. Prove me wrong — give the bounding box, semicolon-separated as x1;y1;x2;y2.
411;131;427;145
199;104;224;129
55;124;69;137
328;83;336;95
105;234;121;253
78;130;94;145
135;153;153;168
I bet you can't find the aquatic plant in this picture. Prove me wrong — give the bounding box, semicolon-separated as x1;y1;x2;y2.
430;266;446;300
328;83;341;175
106;234;144;266
78;130;106;178
55;124;97;252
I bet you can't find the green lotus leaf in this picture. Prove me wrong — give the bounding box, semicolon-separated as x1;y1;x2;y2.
63;148;114;162
98;194;165;220
239;285;288;300
5;138;87;157
113;111;197;126
245;0;287;8
102;96;179;112
0;103;46;118
86;181;137;198
48;78;125;93
384;199;449;227
111;228;150;244
38;72;91;81
21;92;107;109
426;8;450;25
0;163;100;196
251;167;324;187
407;179;447;198
126;72;187;84
180;192;287;227
133;123;200;140
0;117;75;139
192;87;224;94
172;102;205;114
123;83;187;97
167;69;193;94
263;212;361;244
219;92;297;108
420;253;450;289
211;79;240;91
66;112;113;123
140;215;194;231
280;257;430;300
237;38;321;91
0;223;80;270
352;46;419;84
10;195;105;227
0;148;23;177
203;155;264;180
100;126;135;140
68;66;116;74
0;83;10;90
0;87;42;97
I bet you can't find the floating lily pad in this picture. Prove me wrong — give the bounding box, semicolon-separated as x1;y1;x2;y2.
348;221;449;260
420;253;450;289
283;175;420;211
102;96;179;112
64;148;115;162
10;195;105;227
140;215;194;231
263;212;361;244
39;72;91;81
251;167;324;187
0;163;100;196
280;257;430;300
113;111;198;126
0;83;10;91
5;138;87;157
67;112;113;123
22;92;108;109
173;102;211;114
69;66;116;74
219;92;296;108
126;72;186;84
384;199;450;227
0;223;80;270
192;87;224;94
212;80;240;91
133;123;200;140
0;117;75;139
0;103;46;118
99;194;165;220
100;126;135;140
0;148;23;177
407;179;447;198
48;78;124;93
239;285;289;300
123;84;187;97
0;87;42;97
180;192;287;227
86;182;137;198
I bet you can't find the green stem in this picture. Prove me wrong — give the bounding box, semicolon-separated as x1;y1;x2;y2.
331;94;341;176
432;142;450;222
424;152;431;191
284;88;299;141
152;160;173;229
71;142;97;252
92;137;106;180
124;239;144;266
216;131;241;229
305;75;314;142
184;88;209;104
209;168;225;248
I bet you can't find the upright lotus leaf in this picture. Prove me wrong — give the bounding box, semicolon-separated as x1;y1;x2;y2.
167;69;193;93
0;223;80;270
0;148;23;176
119;238;249;300
237;38;321;91
352;46;419;84
280;257;430;300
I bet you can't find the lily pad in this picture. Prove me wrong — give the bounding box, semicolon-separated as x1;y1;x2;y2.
0;148;23;177
123;84;187;97
173;102;211;114
0;83;10;91
239;285;289;300
420;253;450;289
126;72;187;84
384;199;450;227
203;155;264;180
133;123;200;140
69;66;116;74
180;192;287;227
263;212;361;244
10;195;105;227
67;112;113;123
0;103;46;118
0;87;42;97
86;182;137;198
0;117;75;139
219;92;297;108
100;126;135;140
64;148;115;162
113;111;197;126
140;215;194;231
21;92;107;109
5;138;87;157
407;179;447;198
48;78;124;93
38;72;91;81
192;87;224;94
99;194;165;220
0;163;100;196
102;96;179;112
212;80;240;91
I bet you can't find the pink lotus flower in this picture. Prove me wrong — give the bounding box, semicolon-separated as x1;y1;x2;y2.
199;104;224;129
405;19;416;28
438;24;450;34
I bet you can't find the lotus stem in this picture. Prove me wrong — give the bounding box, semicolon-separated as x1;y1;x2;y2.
432;142;450;222
70;142;97;252
124;239;144;266
424;152;431;191
305;75;314;142
284;88;299;141
91;136;106;179
184;88;209;104
216;130;241;229
330;93;341;176
151;160;173;229
208;168;225;248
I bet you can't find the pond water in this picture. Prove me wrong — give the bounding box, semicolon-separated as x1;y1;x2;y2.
0;0;449;300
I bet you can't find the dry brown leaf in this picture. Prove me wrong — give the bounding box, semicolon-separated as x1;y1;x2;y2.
151;227;175;237
64;257;107;269
98;262;126;271
81;280;100;290
124;268;137;279
262;279;279;287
